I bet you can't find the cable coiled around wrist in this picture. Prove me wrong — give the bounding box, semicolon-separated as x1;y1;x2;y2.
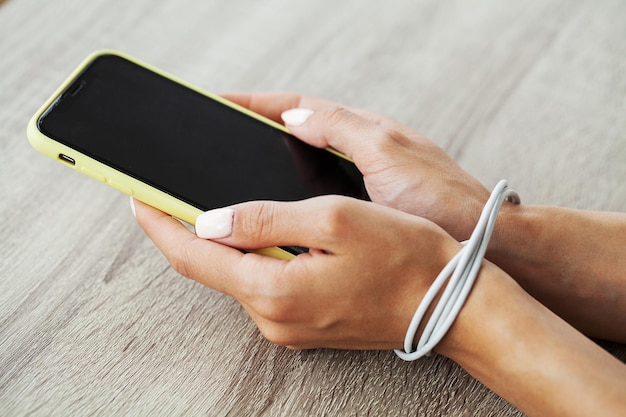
395;180;520;361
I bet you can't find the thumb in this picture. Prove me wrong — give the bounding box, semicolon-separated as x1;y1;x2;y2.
194;198;339;251
281;106;390;165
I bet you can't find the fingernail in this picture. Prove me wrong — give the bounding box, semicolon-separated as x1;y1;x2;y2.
281;108;314;127
130;196;136;218
195;208;234;239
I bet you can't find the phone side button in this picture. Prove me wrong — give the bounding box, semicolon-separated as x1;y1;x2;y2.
107;179;134;196
80;166;106;183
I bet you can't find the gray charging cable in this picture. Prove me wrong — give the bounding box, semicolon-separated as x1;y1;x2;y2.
395;180;520;361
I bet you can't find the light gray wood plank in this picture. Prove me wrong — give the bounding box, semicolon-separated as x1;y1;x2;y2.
1;0;624;416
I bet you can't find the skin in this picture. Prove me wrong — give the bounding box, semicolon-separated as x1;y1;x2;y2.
132;92;626;416
222;92;626;343
135;196;461;349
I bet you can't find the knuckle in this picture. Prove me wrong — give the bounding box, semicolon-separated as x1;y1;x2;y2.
314;196;354;239
385;128;412;148
320;105;351;126
164;238;203;279
166;245;192;278
241;264;297;323
249;290;304;347
255;296;295;324
366;126;409;156
239;201;276;242
257;323;299;347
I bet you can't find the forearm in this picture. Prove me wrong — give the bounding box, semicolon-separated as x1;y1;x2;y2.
436;263;626;417
487;204;626;341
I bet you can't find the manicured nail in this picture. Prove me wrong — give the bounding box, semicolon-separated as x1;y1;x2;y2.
130;196;136;218
195;208;234;239
281;108;314;127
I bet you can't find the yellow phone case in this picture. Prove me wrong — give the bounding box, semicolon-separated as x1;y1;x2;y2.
28;50;304;260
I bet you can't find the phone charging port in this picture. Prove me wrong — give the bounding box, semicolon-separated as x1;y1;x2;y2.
58;153;76;166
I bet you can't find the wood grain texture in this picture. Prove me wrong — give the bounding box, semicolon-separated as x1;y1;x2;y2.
1;0;624;415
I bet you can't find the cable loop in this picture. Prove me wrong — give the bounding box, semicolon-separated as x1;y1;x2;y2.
395;180;520;361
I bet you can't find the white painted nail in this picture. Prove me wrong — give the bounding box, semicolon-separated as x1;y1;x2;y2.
195;208;234;239
281;108;314;127
130;196;136;218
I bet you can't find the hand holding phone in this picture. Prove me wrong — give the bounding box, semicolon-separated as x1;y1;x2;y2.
28;51;368;258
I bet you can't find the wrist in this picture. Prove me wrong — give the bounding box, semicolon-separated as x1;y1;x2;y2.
398;182;519;360
485;204;626;341
485;203;551;281
433;260;626;416
432;261;515;361
433;262;553;413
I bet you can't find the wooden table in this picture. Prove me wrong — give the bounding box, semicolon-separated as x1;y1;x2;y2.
1;0;624;415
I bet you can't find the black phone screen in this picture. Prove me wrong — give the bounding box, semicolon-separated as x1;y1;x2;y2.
37;54;368;212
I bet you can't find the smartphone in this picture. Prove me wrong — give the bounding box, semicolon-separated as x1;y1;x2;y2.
27;51;369;259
